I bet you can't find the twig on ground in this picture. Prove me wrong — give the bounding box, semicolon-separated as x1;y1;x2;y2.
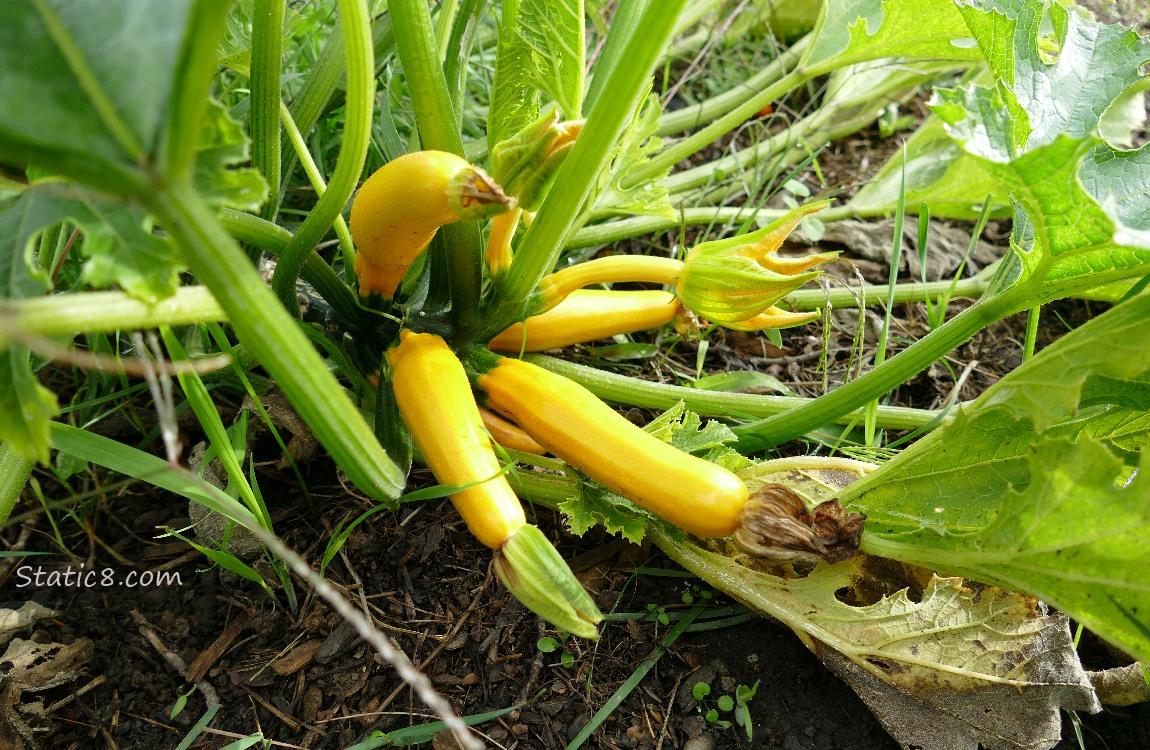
130;609;221;707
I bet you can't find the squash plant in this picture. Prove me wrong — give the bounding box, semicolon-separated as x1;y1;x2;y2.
2;0;1150;743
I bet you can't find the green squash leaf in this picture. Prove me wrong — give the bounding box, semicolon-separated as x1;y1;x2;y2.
847;113;1010;220
803;0;983;72
592;93;674;219
2;185;182;303
488;2;542;152
955;0;1150;150
0;0;195;193
559;484;652;545
840;293;1150;660
932;88;1150;303
193;99;269;212
217;0;303;77
488;0;584;151
0;346;58;464
515;0;585;120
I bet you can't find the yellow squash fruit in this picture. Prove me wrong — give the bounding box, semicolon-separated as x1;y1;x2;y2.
489;289;680;352
350;151;511;298
478;357;749;537
387;331;525;548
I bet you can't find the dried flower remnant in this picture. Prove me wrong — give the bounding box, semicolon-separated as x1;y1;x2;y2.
733;483;865;564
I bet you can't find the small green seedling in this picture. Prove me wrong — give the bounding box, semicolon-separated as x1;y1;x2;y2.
681;584;715;605
734;680;760;739
537;635;575;668
169;685;197;719
645;603;670;625
692;678;759;737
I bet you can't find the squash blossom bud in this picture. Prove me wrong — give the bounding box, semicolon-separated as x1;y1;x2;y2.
490;107;584;212
675;201;837;327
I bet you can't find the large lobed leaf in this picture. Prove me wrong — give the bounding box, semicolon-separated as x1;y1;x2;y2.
955;0;1150;149
0;0;195;192
803;0;984;72
931;0;1150;304
840;293;1150;661
650;458;1100;750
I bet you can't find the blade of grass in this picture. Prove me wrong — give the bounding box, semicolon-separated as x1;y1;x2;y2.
158;327;273;529
172;704;222;750
351;704;522;749
203;322;308;492
565;606;703;749
1023;306;1040;361
864;145;908;446
49;423;259;528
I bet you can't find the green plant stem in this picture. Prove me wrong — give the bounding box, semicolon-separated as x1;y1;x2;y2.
279;100;356;265
732;300;1001;451
389;0;465;154
567;204;856;249
628;66;811;188
663;106;832;196
785;275;991;310
250;0;285;229
657;36;809;136
584;0;648;111
491;0;692;324
0;441;35;527
0;287;226;338
160;327;272;527
271;0;374;314
280;18;345;204
524;355;942;431
664;61;934;202
149;179;405;500
163;0;233;182
390;0;481;336
219;208;371;330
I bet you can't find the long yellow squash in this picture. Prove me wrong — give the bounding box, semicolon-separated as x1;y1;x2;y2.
478;358;749;537
488;289;679;352
387;331;525;548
